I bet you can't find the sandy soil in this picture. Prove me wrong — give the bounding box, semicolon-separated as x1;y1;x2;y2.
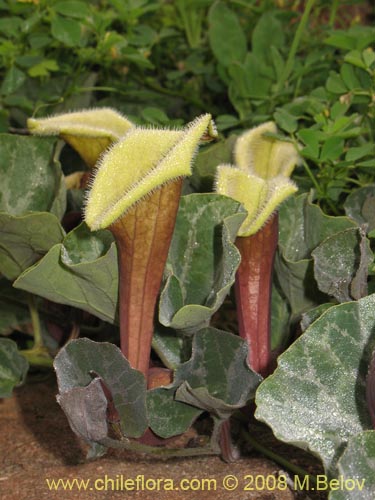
0;374;328;500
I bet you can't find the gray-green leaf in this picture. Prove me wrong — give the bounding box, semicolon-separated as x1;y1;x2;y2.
329;431;375;500
14;222;118;323
54;338;147;438
0;135;64;216
0;212;65;280
312;227;373;303
0;338;29;397
159;194;246;333
255;294;375;477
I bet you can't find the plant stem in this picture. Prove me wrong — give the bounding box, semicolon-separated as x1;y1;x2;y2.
235;214;278;377
240;430;317;487
109;179;183;380
27;294;43;349
276;0;316;93
328;0;339;28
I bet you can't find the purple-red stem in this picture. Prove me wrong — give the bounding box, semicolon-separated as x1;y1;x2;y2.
234;213;279;378
109;180;183;381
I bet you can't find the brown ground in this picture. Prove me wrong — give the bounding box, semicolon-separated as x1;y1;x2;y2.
0;374;327;500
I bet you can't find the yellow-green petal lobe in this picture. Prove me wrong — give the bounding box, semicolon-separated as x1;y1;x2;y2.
27;108;134;167
27;108;133;139
242;177;297;236
85;114;214;230
234;122;277;175
215;165;267;234
267;140;301;178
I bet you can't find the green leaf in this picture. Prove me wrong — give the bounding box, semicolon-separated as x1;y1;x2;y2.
255;295;375;476
1;66;26;95
14;223;118;323
151;325;187;370
275;194;356;318
175;328;262;419
54;1;91;19
274;108;298;134
297;129;322;160
28;59;59;78
320;136;344;162
147;387;202;439
0;280;30;335
0;212;65;280
159;194;246;333
0;135;64;216
312;228;373;302
252;12;285;66
148;328;262;437
345;143;374;162
344;185;375;232
51;16;82;47
0;338;29;398
329;431;375;500
208;1;247;67
326;72;347;94
54;338;147;438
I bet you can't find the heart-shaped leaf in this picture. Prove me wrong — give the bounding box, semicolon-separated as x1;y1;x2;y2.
0;135;65;218
54;337;147;438
0;212;65;280
14;222;118;323
255;294;375;476
159;194;246;333
329;431;375;500
312;227;373;303
0;338;29;397
344;185;375;232
148;328;262;437
275;193;356;318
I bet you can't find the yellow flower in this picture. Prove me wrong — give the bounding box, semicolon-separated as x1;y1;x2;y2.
27;108;133;167
85;114;217;230
215;122;299;236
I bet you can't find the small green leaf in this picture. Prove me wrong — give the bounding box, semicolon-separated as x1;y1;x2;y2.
208;1;247;67
326;72;347;94
159;194;246;333
28;59;59;78
14;223;118;323
51;16;82;47
1;66;26;95
255;294;375;476
0;212;65;280
320;136;344;162
345;143;374;162
274;108;298;134
252;12;285;66
54;338;147;438
54;1;91;19
0;338;29;397
329;431;375;500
